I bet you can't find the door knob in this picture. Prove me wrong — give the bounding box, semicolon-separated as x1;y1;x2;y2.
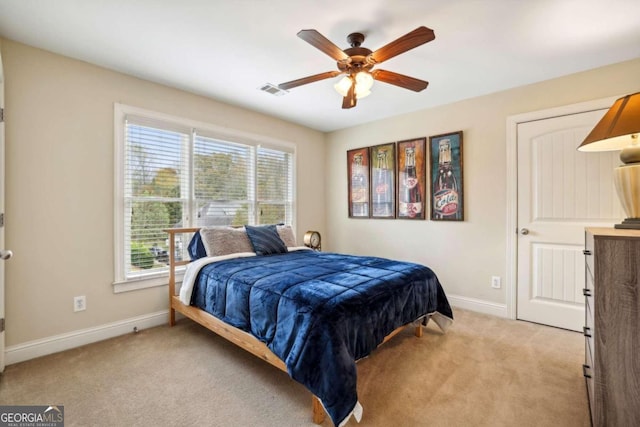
520;228;530;235
0;250;13;260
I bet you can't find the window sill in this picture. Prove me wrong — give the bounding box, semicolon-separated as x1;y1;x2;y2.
113;270;185;293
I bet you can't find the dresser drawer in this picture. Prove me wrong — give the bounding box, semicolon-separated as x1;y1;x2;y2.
583;316;595;425
583;231;594;370
583;272;594;313
584;368;594;425
585;263;594;292
584;297;594;354
584;231;594;284
584;292;594;383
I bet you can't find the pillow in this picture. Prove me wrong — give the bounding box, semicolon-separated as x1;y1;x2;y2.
199;226;254;257
245;224;288;256
277;225;296;247
187;231;208;260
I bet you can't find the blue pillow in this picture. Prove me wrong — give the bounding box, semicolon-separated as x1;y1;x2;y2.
244;225;288;256
187;230;208;260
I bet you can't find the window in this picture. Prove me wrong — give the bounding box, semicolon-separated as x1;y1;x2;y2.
114;104;295;291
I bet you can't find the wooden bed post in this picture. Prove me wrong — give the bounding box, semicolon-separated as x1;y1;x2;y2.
167;229;177;326
164;227;199;327
312;396;325;424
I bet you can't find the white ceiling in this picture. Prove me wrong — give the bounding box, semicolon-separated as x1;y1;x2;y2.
1;0;639;132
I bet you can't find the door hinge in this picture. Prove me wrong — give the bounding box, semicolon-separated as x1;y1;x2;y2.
0;318;4;333
0;213;4;227
0;107;4;123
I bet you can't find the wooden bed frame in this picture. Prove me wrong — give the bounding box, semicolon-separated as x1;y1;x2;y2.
164;227;423;425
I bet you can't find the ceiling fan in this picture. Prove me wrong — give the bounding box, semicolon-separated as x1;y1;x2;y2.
278;26;435;109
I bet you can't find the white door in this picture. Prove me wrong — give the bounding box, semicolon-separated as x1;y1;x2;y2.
516;109;623;331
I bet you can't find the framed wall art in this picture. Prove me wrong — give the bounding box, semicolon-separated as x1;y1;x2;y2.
347;147;370;218
396;138;426;219
428;131;464;221
369;142;396;219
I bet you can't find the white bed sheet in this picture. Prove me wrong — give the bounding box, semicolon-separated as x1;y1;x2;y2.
178;247;312;304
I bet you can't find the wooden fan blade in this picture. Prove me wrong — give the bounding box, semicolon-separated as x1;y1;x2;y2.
278;71;342;90
369;26;435;64
297;29;349;61
371;69;429;92
342;82;357;109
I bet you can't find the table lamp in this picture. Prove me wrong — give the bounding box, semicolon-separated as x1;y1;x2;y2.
577;92;640;229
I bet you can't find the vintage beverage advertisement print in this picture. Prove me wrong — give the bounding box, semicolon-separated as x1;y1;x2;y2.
429;131;464;221
347;147;370;218
396;138;426;219
370;142;396;219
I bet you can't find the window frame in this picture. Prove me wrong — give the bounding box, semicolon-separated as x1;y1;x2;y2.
113;103;296;293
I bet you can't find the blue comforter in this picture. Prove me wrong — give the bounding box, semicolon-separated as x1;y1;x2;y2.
190;250;453;426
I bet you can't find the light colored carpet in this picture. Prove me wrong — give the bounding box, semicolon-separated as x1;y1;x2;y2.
0;308;589;426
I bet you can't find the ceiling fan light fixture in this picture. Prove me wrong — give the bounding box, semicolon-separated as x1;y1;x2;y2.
354;71;374;99
335;72;374;99
355;88;371;99
355;71;374;90
334;76;353;97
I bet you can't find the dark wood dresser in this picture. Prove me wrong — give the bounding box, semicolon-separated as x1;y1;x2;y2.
583;228;640;426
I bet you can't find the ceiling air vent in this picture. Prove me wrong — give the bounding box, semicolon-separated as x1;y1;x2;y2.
259;83;288;96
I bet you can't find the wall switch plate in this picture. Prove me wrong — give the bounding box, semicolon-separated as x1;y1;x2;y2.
491;276;501;289
74;295;86;312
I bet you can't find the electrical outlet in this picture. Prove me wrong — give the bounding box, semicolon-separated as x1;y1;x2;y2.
491;276;501;289
74;295;86;312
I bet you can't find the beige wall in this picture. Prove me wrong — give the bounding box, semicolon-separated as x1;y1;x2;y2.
1;39;325;347
325;58;640;305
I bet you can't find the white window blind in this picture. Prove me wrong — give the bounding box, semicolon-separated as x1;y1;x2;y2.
193;135;253;227
256;147;293;225
115;105;295;287
124;121;190;278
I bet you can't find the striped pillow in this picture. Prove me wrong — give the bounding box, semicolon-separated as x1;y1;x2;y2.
245;225;288;256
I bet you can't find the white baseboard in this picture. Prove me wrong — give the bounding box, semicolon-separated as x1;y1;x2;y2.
4;296;506;365
5;310;169;366
447;294;509;318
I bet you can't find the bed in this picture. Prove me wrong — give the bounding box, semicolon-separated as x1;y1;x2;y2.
164;225;453;426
